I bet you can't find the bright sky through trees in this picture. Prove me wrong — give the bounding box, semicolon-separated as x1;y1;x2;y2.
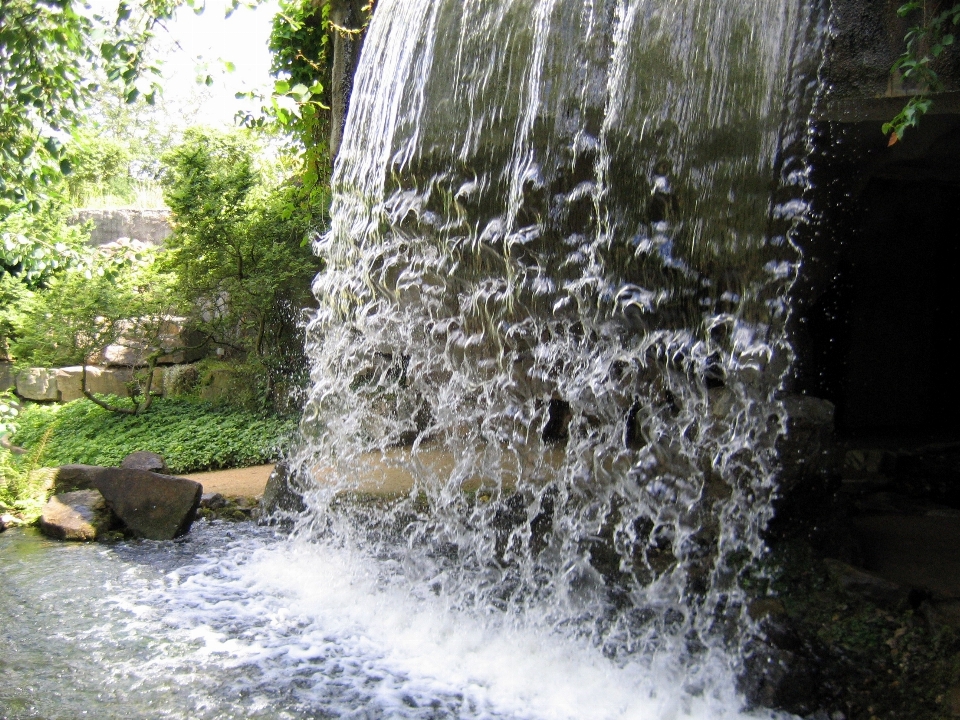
156;0;277;128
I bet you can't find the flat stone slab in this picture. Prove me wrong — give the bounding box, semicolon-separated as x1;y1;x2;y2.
55;465;202;540
853;513;960;600
39;489;113;541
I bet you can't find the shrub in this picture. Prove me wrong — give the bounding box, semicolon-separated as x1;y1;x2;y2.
11;396;298;474
159;127;322;390
0;393;56;522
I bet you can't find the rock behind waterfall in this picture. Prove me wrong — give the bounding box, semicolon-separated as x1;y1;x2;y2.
55;465;202;540
40;489;114;541
259;462;306;526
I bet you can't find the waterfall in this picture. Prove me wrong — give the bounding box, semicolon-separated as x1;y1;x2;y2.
294;0;824;710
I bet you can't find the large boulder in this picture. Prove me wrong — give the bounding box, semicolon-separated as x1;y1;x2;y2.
55;465;202;540
39;489;114;541
84;366;135;397
69;209;171;247
200;367;238;402
162;364;200;398
54;366;85;402
98;318;205;367
15;368;58;401
57;365;160;402
155;318;206;365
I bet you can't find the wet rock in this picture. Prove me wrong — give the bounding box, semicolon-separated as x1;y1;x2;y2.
740;617;825;717
259;462;306;524
92;468;202;540
748;598;786;622
199;492;227;510
0;513;16;531
54;465;105;494
120;451;169;474
54;465;202;540
39;489;114;541
823;558;912;611
197;494;259;522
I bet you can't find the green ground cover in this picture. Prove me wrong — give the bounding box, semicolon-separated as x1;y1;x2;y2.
10;396;297;474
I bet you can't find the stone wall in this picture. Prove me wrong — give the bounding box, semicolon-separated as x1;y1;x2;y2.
70;209;171;247
823;0;960;121
7;365;173;403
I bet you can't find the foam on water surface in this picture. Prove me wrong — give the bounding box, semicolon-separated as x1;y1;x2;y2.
1;525;791;719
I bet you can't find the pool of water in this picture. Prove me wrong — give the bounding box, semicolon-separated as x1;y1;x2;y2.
0;524;788;720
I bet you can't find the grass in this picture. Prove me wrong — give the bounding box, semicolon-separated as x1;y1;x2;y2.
11;395;298;475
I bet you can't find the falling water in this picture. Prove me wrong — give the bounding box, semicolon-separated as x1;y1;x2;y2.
0;2;829;718
291;0;825;712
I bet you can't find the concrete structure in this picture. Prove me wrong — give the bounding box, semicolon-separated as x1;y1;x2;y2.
70;208;171;247
789;0;960;435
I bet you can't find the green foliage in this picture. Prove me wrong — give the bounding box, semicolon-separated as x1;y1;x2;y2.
11;241;176;368
237;0;377;202
262;0;331;160
161;128;257;247
0;0;180;208
0;201;91;286
10;241;179;415
885;1;960;142
0;454;54;524
160;127;321;381
0;200;92;354
11;396;297;473
0;395;55;524
64;131;135;206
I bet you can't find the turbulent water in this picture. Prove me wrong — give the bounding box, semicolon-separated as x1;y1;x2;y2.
1;1;825;718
